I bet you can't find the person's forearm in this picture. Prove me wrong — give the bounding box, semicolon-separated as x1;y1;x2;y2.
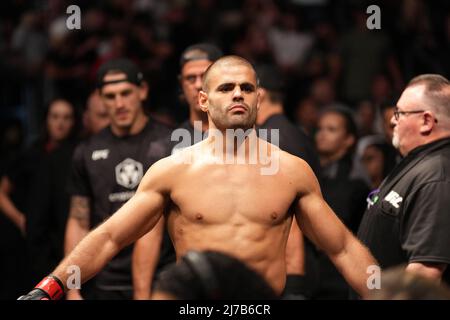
64;216;90;298
65;217;89;255
21;181;167;300
54;225;122;290
65;196;91;256
132;218;164;299
19;223;126;300
330;235;378;298
132;236;160;299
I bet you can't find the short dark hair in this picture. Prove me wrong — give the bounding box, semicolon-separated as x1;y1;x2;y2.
201;56;258;92
42;98;80;142
322;106;358;138
255;64;285;104
153;250;278;300
379;96;399;115
364;142;397;178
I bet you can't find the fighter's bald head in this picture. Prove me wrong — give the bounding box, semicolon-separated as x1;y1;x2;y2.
202;55;259;92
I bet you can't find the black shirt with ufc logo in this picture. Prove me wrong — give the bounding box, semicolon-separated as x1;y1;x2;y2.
68;120;176;291
358;138;450;285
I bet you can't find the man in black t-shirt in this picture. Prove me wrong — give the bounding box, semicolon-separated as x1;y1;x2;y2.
358;74;450;290
170;43;224;153
315;107;370;299
20;56;377;301
65;59;175;300
132;43;223;299
255;64;322;299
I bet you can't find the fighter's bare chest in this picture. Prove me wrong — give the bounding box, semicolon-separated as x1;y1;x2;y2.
169;166;297;224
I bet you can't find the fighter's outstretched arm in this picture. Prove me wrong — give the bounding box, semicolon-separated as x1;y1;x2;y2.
19;158;172;300
293;158;378;298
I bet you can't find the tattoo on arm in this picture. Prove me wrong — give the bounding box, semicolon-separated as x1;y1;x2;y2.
69;196;90;229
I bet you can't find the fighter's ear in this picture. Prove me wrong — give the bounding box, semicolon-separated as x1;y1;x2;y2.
138;81;149;101
198;90;209;112
256;88;263;111
258;87;266;100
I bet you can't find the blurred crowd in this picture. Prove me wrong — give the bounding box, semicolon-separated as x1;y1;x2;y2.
1;0;450;139
1;0;450;299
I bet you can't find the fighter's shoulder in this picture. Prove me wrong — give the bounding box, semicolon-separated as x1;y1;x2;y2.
144;150;191;177
169;141;203;159
278;149;317;183
257;138;310;168
141;149;198;193
279;149;311;170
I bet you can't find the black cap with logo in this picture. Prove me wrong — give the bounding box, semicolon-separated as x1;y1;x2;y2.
96;58;144;89
179;43;223;70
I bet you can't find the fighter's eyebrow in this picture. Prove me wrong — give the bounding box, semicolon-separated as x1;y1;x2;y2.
215;82;256;93
240;82;256;92
216;83;236;92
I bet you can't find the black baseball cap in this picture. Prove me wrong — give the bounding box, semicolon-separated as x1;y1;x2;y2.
96;58;144;89
179;43;223;69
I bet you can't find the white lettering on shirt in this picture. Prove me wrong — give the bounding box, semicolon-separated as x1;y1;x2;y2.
92;149;109;160
384;190;403;209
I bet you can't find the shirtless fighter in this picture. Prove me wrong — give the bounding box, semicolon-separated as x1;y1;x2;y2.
19;56;377;299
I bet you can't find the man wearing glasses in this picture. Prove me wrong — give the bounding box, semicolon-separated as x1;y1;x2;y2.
132;43;223;299
358;74;450;288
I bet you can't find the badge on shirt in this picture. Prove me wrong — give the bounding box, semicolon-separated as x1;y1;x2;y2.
366;188;380;209
384;190;403;209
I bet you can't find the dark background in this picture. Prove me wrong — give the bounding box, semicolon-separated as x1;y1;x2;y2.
1;0;449;147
